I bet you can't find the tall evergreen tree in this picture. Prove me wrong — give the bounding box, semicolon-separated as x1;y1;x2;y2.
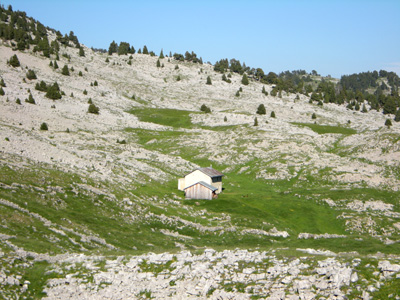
256;104;266;115
142;45;149;55
108;40;118;55
206;76;212;85
241;73;249;85
159;49;164;59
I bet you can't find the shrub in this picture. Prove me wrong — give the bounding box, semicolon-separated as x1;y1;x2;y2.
224;116;227;122
175;65;179;70
25;94;35;104
385;119;392;128
256;104;266;115
254;117;258;126
61;65;70;76
79;47;85;57
16;98;21;105
79;71;83;76
395;110;400;122
40;122;48;130
156;59;161;68
88;103;99;114
88;98;93;104
83;89;88;95
200;104;211;113
235;90;240;97
8;54;20;67
45;83;62;100
26;69;37;80
270;111;276;118
311;113;316;119
0;87;4;96
206;76;212;85
0;78;6;87
241;73;249;85
94;80;98;86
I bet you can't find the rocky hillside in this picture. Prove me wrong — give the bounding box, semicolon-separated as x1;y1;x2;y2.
1;7;400;299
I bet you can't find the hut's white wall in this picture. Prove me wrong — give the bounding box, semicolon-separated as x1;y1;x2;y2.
178;178;185;191
184;183;213;200
184;170;212;188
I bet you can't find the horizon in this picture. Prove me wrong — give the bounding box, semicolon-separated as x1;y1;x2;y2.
2;0;400;78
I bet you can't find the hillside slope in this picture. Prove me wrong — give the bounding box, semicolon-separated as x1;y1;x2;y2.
0;12;400;299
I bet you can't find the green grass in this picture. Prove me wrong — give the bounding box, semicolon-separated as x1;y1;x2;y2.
292;122;357;135
127;107;197;129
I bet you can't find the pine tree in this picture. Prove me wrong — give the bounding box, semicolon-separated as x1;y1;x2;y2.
54;61;59;69
241;73;249;85
88;103;100;114
254;117;258;126
8;54;20;67
156;59;161;68
0;78;6;87
0;87;5;96
108;40;118;55
224;116;227;122
256;104;266;115
79;47;85;57
159;49;164;59
61;65;69;76
385;119;392;128
361;103;368;113
271;111;276;118
395;110;400;122
206;76;212;85
311;113;316;119
142;45;149;55
40;122;48;130
26;69;37;80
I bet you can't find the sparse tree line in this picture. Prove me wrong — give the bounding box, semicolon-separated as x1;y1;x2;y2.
1;5;399;124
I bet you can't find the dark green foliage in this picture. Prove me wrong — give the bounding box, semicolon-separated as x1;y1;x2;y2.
53;61;58;69
79;47;85;57
26;69;37;80
35;80;47;92
176;75;181;81
200;104;211;113
395;110;400;122
383;97;396;114
254;117;258;126
108;40;118;55
40;122;48;130
0;87;4;96
61;65;70;76
385;119;392;128
235;90;240;97
175;65;179;70
206;76;212;85
117;42;130;55
8;54;20;67
241;73;249;85
142;45;149;55
270;111;276;118
16;98;21;105
224;116;227;122
256;104;266;115
159;49;164;59
83;89;88;95
362;104;368;113
93;80;98;86
354;102;360;111
239;87;243;92
45;82;62;100
105;57;110;63
88;103;99;114
222;74;231;83
87;98;93;104
312;113;316;119
78;71;83;76
156;59;161;68
25;93;35;104
0;78;6;87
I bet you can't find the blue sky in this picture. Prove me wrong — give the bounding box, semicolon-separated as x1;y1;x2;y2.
3;0;400;78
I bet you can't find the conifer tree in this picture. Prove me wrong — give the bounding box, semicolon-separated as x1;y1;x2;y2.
311;113;316;119
8;54;20;67
241;73;249;85
395;110;400;122
206;76;212;85
79;47;85;57
142;45;149;55
61;65;70;76
157;59;161;68
0;87;4;96
108;40;118;55
361;103;368;113
159;49;164;59
271;111;276;118
254;117;258;126
385;119;392;128
256;104;266;115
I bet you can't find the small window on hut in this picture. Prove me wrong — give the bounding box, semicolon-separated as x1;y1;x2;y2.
212;176;222;183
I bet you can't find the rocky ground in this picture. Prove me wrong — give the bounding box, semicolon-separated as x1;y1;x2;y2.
1;32;400;299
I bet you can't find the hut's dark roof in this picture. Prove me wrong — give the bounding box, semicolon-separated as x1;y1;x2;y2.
197;167;224;178
183;181;218;191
